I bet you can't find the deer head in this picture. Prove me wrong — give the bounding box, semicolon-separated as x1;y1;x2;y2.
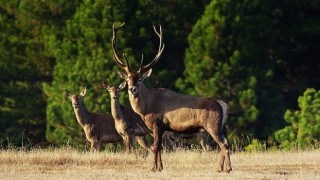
112;22;165;97
102;81;126;100
65;88;87;109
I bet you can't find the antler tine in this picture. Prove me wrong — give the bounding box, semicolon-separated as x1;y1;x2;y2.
101;80;107;88
112;22;131;72
122;53;131;72
153;25;163;52
140;25;165;73
138;54;144;73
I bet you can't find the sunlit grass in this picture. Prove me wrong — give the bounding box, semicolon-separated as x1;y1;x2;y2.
1;147;320;179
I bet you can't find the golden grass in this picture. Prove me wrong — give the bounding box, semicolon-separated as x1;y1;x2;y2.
1;148;320;179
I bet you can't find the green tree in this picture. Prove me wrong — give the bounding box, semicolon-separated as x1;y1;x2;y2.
117;0;211;90
43;0;210;147
178;0;320;143
274;88;320;149
43;0;128;147
0;0;76;147
177;0;286;141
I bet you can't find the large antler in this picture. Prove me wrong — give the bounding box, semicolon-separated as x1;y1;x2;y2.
138;25;165;73
112;22;131;73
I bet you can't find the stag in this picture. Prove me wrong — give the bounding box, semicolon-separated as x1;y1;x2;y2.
102;81;152;152
65;88;123;151
102;81;209;152
111;23;231;172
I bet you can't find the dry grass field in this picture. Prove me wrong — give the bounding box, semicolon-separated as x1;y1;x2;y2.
1;148;320;180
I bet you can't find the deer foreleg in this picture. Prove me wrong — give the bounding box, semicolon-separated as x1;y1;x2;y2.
151;125;164;172
123;136;132;152
91;141;101;152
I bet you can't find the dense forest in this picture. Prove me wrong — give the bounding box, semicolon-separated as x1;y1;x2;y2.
1;0;319;150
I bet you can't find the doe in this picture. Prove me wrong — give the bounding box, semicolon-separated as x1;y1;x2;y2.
65;88;122;151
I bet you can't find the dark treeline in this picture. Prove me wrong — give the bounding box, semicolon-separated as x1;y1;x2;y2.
0;0;319;149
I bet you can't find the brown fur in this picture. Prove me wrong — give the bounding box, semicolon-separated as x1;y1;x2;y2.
122;74;232;172
102;81;152;152
112;23;231;172
65;88;122;151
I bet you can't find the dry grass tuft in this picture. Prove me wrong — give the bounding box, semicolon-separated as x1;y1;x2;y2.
1;148;320;179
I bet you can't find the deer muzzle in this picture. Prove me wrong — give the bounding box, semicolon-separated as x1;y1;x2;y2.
73;103;79;109
129;86;138;96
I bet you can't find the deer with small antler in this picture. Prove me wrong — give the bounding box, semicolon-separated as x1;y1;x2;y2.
102;81;152;152
65;88;123;151
111;23;232;172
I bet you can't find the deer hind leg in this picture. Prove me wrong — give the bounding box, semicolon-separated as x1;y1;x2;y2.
135;135;152;153
207;130;232;173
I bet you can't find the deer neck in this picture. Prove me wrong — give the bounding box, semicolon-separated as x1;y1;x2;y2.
110;99;123;121
129;83;150;117
73;104;89;127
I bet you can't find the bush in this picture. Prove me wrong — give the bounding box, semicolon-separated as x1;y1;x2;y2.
274;88;320;149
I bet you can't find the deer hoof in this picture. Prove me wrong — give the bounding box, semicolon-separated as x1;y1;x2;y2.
151;167;157;172
151;166;163;172
215;165;223;172
224;166;232;173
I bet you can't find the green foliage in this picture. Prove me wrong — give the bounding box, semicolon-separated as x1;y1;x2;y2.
43;0;126;147
120;0;210;90
245;139;266;152
177;0;284;139
1;0;320;149
178;0;320;142
274;88;320;149
42;0;209;148
0;0;64;147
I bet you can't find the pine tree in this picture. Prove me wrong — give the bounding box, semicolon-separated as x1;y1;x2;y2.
0;0;75;147
43;0;127;147
42;0;210;147
274;88;320;149
177;0;286;141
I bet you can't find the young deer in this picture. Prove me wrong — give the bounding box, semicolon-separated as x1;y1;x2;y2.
65;88;122;151
112;23;231;172
162;131;212;151
102;81;152;152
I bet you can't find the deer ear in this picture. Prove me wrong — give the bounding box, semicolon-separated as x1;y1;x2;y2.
142;68;152;80
65;90;71;98
80;87;87;97
118;81;127;90
102;81;110;90
118;71;128;80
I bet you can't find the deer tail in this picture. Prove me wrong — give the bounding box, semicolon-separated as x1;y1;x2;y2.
216;100;229;130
